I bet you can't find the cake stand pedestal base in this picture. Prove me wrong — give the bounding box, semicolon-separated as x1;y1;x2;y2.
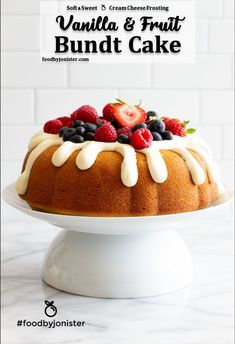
42;229;193;298
3;184;233;299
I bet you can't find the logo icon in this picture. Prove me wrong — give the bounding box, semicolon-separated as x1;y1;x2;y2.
44;300;57;317
101;4;106;11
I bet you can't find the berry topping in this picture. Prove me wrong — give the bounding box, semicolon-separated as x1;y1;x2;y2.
102;103;115;121
71;105;99;124
164;118;185;137
72;120;85;128
43;100;197;148
146;111;158;120
70;135;85;143
76;126;86;137
113;99;146;129
43;119;63;134
161;131;174;140
59;126;70;137
152;132;162;141
84;122;97;133
118;134;130;144
162;116;170;123
163;118;196;137
111;119;121;129
117;127;132;139
133;122;148;131
149;119;165;133
98;118;109;124
86;132;95;141
62;128;76;141
56;116;72;127
94;123;117;143
130;128;153;150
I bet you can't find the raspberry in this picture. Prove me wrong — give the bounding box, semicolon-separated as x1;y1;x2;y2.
98;118;109;125
164;118;186;137
130;128;153;150
71;105;99;124
57;116;72;127
102;103;115;121
117;127;132;139
43;119;63;134
94;123;117;142
162;116;171;123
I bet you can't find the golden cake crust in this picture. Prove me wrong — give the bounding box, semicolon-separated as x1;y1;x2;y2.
20;145;218;216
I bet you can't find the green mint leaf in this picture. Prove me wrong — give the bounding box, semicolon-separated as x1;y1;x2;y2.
182;120;190;127
186;128;196;134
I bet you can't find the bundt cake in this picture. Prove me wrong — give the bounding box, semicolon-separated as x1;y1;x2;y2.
16;100;222;216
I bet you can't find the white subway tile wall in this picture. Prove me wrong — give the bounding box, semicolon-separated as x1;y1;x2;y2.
209;19;234;53
1;0;234;192
1;16;40;51
196;19;208;52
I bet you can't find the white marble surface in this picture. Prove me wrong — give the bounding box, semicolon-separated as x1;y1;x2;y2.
1;204;234;344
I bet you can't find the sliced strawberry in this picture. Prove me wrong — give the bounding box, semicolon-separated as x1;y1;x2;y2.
113;103;146;129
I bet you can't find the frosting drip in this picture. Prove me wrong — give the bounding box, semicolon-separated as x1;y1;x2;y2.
76;141;138;187
16;132;221;195
17;137;62;194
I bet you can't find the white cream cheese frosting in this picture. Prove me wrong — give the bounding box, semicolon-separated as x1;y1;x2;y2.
16;131;221;195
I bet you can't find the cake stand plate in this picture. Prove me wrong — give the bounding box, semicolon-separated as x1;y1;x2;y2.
3;183;233;298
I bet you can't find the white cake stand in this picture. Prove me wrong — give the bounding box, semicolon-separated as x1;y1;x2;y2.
3;183;233;298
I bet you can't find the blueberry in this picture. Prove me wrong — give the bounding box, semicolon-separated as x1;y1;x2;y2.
76;126;86;137
59;126;70;137
62;128;76;141
73;120;84;128
152;132;162;141
147;111;157;119
84;122;97;133
149;119;165;133
70;135;84;143
161;131;174;140
97;122;104;128
118;134;130;144
133;122;148;131
86;132;95;141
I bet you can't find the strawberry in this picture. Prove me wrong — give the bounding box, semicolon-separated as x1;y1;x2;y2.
112;99;146;129
164;119;186;136
43;119;64;134
102;103;115;121
162;116;170;123
94;123;117;142
71;105;99;124
164;118;196;137
117;127;133;139
163;117;196;137
130;128;153;150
